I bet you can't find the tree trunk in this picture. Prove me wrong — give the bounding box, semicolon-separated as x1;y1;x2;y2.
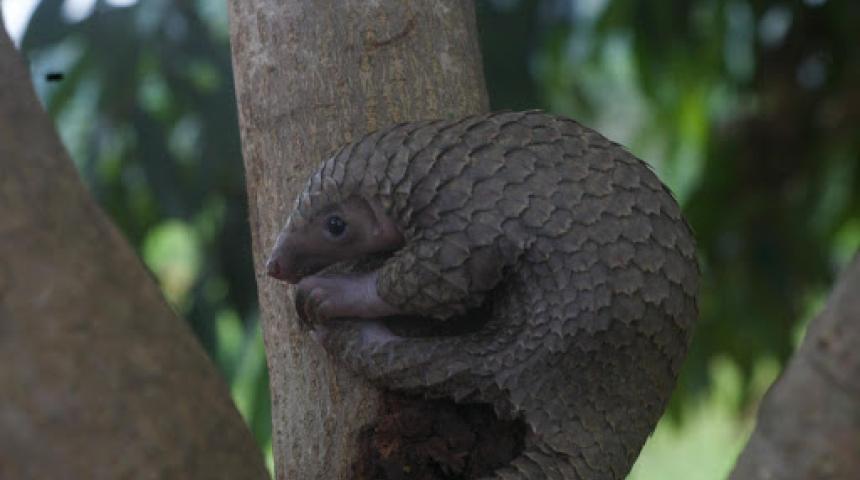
0;20;268;480
729;251;860;479
227;1;488;478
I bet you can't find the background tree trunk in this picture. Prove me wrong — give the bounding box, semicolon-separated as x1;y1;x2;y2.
0;20;268;480
730;251;860;479
227;1;488;478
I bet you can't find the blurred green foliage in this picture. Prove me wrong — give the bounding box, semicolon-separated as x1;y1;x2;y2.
13;0;859;478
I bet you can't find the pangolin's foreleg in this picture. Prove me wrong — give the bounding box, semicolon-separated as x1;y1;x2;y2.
309;320;485;395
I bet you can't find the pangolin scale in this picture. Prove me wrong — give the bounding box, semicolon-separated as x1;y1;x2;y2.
268;111;699;479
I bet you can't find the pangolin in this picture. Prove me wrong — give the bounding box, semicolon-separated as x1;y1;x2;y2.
266;111;699;479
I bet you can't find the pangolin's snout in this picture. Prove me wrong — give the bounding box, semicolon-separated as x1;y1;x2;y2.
266;255;294;283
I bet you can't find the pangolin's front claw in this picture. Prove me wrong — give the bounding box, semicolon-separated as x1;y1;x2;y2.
293;286;319;331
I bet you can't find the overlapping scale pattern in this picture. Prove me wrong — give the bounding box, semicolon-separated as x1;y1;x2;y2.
287;111;699;479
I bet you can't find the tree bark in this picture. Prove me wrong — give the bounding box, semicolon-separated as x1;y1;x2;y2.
227;1;488;478
0;20;268;480
730;251;860;480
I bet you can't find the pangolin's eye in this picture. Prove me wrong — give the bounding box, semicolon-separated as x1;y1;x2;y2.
325;215;347;237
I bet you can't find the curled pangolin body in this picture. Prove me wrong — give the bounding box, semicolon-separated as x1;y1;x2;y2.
290;111;698;479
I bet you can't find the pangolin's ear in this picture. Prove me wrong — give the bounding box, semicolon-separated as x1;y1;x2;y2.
365;198;387;237
365;197;404;247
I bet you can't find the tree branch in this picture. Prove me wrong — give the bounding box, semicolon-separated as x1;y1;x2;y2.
0;19;267;480
730;251;860;479
227;1;488;478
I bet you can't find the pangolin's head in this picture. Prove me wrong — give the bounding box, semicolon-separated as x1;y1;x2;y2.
265;193;404;284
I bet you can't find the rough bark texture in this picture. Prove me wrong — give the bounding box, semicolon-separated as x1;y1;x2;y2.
730;252;860;480
0;21;268;480
227;1;489;478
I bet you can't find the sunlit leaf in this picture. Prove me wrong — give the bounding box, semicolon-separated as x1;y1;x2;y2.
142;219;202;306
